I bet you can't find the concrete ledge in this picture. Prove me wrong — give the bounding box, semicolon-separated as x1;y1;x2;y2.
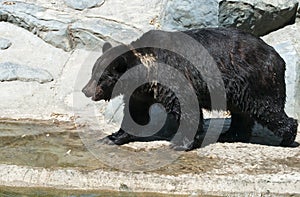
0;164;299;196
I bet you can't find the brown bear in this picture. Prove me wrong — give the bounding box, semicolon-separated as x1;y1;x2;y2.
82;27;298;151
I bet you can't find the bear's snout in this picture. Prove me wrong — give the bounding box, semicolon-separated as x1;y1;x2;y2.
82;79;97;98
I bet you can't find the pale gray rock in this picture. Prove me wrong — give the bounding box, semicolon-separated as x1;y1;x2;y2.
0;37;11;50
0;0;298;51
64;0;104;10
263;22;300;128
0;62;53;83
84;0;163;31
160;0;219;31
0;2;74;51
219;0;299;36
0;1;142;50
159;0;298;35
69;19;142;49
273;42;300;121
1;0;298;51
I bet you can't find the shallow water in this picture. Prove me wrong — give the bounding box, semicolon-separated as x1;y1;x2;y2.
0;119;224;173
0;118;286;171
0;120;189;196
0;118;298;196
0;119;221;196
0;119;109;170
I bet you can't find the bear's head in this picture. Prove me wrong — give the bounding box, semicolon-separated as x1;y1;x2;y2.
82;42;137;101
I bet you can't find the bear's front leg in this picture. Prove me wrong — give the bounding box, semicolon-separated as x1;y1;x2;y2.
107;111;180;145
106;128;137;145
107;129;125;141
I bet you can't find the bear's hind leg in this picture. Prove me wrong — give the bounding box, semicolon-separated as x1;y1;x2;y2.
218;112;255;143
256;110;298;147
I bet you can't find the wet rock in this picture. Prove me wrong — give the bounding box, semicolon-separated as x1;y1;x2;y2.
160;0;219;30
219;0;299;36
64;0;104;10
263;22;300;128
0;1;74;51
0;37;11;50
0;62;53;83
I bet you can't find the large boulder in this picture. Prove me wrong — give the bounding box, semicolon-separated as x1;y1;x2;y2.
219;0;299;36
263;23;300;129
0;1;74;51
160;0;219;30
160;0;299;36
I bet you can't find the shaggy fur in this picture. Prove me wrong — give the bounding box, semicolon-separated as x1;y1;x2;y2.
82;28;298;150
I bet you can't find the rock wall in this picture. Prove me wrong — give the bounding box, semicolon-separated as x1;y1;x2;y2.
0;0;298;50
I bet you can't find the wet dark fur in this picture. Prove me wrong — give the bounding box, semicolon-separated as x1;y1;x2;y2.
82;28;298;150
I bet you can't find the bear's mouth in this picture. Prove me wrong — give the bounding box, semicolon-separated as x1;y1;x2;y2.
91;95;110;102
91;87;112;102
91;86;104;101
91;95;99;101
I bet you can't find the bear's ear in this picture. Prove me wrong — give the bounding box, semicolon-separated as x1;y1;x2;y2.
103;42;112;53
